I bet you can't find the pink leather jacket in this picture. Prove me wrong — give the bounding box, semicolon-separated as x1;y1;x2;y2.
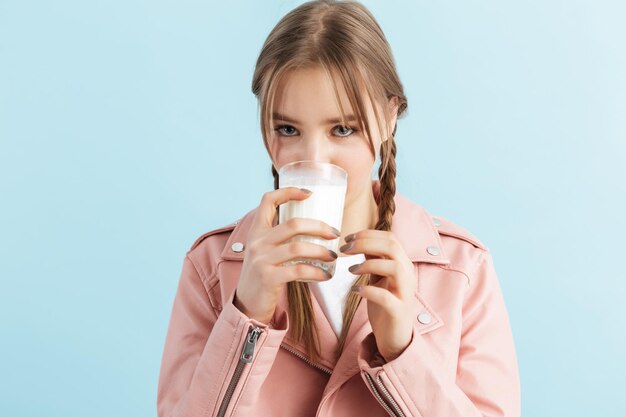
157;180;521;417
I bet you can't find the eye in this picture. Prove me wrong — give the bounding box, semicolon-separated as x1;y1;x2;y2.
272;124;359;138
274;124;299;137
333;125;357;137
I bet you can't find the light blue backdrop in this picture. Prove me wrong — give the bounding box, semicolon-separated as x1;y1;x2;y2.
1;1;624;416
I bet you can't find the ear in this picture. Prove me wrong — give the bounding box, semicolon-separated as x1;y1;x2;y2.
384;96;399;141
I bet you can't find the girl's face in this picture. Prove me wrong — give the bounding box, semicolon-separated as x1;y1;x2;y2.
268;66;398;203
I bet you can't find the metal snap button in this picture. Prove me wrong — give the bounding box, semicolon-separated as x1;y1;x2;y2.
426;246;440;256
231;242;245;253
418;312;432;324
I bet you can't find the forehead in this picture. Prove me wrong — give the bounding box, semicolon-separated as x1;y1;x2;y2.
272;66;371;122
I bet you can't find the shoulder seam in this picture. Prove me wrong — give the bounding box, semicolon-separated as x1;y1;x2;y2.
184;254;210;298
437;230;489;251
437;247;488;289
468;248;488;289
437;263;471;287
432;215;489;251
186;223;237;254
185;254;221;320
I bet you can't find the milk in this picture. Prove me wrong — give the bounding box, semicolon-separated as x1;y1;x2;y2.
278;182;347;279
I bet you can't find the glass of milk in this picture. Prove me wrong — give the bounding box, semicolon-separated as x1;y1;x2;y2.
278;160;348;281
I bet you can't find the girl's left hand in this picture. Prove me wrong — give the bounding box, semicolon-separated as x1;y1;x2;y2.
340;230;418;363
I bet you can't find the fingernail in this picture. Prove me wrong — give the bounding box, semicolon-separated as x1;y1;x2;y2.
348;263;361;273
345;233;355;242
300;188;312;194
339;242;353;253
328;249;338;259
350;285;362;293
331;227;341;236
325;270;333;279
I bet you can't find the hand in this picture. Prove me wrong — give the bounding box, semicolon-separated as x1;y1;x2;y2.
340;230;418;362
234;187;341;324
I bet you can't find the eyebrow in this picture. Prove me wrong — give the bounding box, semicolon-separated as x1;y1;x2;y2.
272;112;357;125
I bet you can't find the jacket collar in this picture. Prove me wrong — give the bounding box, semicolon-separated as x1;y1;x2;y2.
220;179;451;265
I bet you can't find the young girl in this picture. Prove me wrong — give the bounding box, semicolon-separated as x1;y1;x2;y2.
157;1;521;416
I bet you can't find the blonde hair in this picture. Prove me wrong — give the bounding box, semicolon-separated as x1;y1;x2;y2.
251;0;408;363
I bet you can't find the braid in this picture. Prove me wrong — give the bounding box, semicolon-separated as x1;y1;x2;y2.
374;137;397;232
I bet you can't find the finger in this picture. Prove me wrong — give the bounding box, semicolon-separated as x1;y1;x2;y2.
354;284;400;310
273;262;333;284
253;187;314;230
345;229;394;243
340;237;401;260
265;239;338;265
349;258;395;275
263;217;340;246
348;259;406;293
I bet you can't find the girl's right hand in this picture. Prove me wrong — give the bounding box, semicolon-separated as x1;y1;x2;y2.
233;187;341;325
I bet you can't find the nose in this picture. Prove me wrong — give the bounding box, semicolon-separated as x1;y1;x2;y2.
302;134;330;163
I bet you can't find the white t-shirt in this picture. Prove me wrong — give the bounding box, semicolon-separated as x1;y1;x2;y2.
308;253;367;338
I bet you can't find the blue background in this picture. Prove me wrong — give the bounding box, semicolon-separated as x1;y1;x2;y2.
1;1;624;416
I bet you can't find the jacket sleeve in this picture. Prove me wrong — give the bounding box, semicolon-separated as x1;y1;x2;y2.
157;254;290;417
357;249;521;417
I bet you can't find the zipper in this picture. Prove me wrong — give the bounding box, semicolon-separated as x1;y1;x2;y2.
363;371;406;417
279;342;333;375
216;325;263;417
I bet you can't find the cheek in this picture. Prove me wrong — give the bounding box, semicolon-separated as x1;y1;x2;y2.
269;141;292;168
339;151;375;183
341;158;371;176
